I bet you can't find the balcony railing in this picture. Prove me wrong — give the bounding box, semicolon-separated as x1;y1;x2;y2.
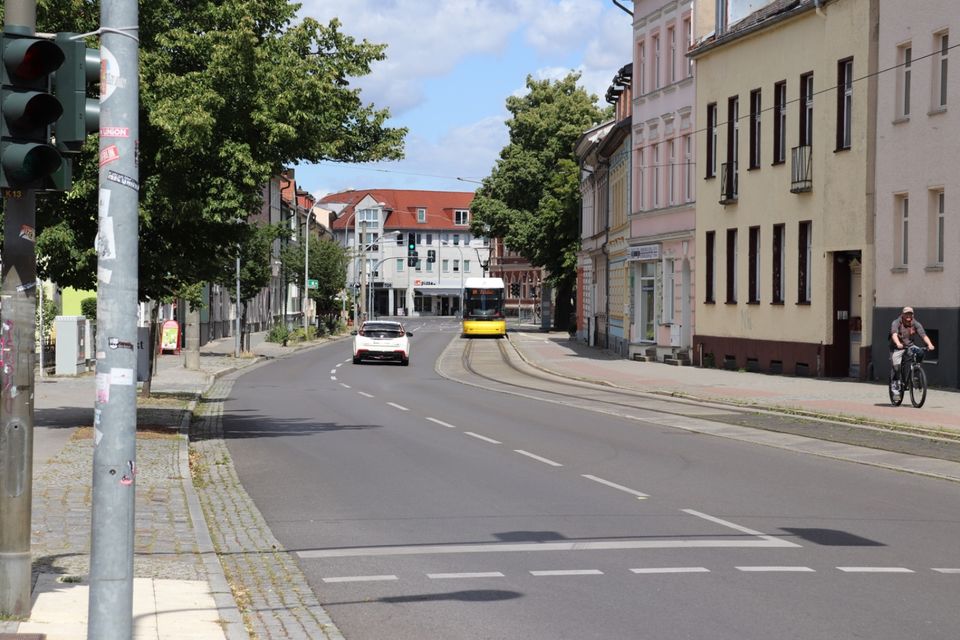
791;145;812;193
719;162;738;204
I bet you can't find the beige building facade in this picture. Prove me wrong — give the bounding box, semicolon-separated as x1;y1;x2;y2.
690;0;878;377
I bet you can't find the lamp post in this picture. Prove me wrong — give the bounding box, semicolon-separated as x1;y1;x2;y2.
235;248;241;357
303;206;310;332
442;240;465;317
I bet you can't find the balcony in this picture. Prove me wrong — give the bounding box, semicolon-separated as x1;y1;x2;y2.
790;145;812;193
719;162;738;204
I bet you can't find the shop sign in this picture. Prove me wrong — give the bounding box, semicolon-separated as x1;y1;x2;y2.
628;244;660;261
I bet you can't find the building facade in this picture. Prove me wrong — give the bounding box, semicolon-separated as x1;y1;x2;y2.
631;0;697;363
326;189;491;318
873;0;957;386
690;0;878;378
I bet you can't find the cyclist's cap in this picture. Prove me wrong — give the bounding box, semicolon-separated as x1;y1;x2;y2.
902;306;914;314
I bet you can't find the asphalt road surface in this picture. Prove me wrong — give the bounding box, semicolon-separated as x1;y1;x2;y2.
222;317;960;640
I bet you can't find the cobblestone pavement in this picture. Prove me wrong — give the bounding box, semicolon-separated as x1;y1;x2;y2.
190;374;344;640
29;409;205;586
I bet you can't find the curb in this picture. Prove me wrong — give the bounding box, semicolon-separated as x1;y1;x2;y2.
177;401;249;640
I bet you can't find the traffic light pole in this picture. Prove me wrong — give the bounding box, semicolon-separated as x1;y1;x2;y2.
88;0;140;637
0;0;38;620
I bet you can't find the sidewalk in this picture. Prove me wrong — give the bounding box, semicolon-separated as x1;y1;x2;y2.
506;329;960;438
2;330;341;640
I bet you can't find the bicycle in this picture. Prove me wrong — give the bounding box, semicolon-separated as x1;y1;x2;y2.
889;345;927;408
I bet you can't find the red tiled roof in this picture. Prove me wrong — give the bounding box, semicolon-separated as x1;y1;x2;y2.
322;189;475;230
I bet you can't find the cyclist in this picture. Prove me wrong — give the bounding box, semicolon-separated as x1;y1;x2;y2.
890;306;935;397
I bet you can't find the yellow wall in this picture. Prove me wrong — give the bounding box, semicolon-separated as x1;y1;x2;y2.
693;1;876;346
61;287;96;316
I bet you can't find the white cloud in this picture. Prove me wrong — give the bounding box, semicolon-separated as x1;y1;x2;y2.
523;0;604;55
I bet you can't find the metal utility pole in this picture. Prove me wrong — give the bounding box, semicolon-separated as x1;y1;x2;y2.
0;0;38;619
359;222;367;321
303;204;309;331
89;0;140;636
235;247;240;357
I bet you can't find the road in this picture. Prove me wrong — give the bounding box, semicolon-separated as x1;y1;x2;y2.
221;317;960;640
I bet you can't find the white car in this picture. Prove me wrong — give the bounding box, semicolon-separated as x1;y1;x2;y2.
352;321;412;365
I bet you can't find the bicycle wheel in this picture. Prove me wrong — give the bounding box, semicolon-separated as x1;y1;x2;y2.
888;370;904;406
909;366;927;408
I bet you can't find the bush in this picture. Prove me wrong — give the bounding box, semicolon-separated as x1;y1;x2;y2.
80;297;97;320
266;324;289;344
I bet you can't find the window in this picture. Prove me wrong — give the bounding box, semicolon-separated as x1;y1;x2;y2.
396;233;404;245
798;221;812;303
705;231;716;303
455;209;470;225
668;140;676;205
935;191;945;265
653;143;661;207
772;224;785;304
935;32;949;108
749;89;761;169
748;227;760;303
653;34;661;89
726;228;738;303
725;95;739;199
426;232;433;245
898;44;912;117
453;259;460;272
800;72;814;146
684;17;693;77
453;233;461;246
668;26;677;84
896;195;909;266
773;80;787;164
638;41;646;94
683;135;693;202
442;259;450;273
663;259;675;321
706;103;717;178
358;208;378;224
396;258;404;272
415;258;422;272
464;260;471;273
837;58;853;150
417;207;427;223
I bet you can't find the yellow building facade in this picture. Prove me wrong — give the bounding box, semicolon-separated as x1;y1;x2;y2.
690;0;877;377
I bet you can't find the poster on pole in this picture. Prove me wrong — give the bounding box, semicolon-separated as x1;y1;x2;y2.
160;320;181;354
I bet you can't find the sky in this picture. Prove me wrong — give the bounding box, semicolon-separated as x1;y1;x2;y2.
294;0;633;199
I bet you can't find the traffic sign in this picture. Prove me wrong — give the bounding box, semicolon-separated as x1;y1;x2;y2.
307;278;318;289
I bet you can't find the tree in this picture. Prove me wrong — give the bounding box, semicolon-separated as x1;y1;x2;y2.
469;73;609;330
279;233;348;326
25;1;406;307
231;222;289;350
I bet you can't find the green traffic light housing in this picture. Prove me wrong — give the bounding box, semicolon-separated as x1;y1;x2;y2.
0;28;66;189
54;32;100;153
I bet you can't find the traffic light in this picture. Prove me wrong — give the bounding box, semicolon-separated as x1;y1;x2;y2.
407;255;419;267
427;249;436;264
407;232;416;256
0;28;65;189
510;283;521;297
54;33;100;154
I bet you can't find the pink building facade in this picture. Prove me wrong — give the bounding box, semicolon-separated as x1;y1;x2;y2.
630;0;697;361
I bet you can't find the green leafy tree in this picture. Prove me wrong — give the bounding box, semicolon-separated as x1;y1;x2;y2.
279;233;348;324
229;222;288;349
470;73;608;329
24;1;405;307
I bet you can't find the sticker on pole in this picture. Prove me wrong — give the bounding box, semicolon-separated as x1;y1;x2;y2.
100;47;126;102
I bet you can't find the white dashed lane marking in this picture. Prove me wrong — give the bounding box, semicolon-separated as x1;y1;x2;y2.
426;417;458;429
322;575;398;583
530;569;603;577
340;383;351;389
427;572;505;580
933;568;960;573
736;566;816;573
358;392;374;398
465;432;502;444
631;567;710;574
837;567;914;573
582;474;649;500
514;450;563;467
387;402;409;411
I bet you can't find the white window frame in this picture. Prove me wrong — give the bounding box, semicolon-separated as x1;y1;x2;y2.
684;17;693;77
653;144;660;207
935;32;949;109
442;259;450;273
464;260;471;273
662;258;675;322
668;26;677;84
396;258;404;272
417;207;427;223
896;195;909;267
898;44;912;118
839;59;853;149
653;34;661;89
684;135;693;202
454;209;470;225
932;190;945;266
638;41;646;94
668;139;676;205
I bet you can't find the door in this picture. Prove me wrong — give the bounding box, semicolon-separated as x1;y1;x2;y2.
826;252;853;376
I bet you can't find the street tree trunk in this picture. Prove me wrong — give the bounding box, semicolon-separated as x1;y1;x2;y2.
184;305;200;370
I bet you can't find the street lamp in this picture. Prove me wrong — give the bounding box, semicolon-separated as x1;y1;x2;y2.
441;239;465;317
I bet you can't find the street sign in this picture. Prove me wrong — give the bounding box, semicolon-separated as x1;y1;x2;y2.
307;278;318;289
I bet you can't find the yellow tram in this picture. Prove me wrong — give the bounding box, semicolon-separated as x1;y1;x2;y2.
461;277;506;337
